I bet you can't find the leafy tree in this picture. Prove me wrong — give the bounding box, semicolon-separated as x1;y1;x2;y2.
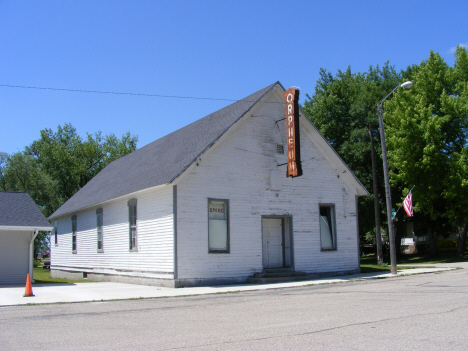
27;123;138;204
1;123;138;256
1;152;60;215
302;64;402;243
0;152;9;190
385;47;468;255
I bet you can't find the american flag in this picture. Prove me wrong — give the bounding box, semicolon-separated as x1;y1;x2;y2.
403;191;413;217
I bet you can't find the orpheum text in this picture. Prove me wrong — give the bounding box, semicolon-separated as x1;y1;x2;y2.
284;87;302;177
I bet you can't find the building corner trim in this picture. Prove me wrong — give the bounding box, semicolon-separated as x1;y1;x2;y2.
173;185;178;280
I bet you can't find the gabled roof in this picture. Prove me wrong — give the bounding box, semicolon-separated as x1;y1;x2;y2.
0;192;52;230
50;82;279;219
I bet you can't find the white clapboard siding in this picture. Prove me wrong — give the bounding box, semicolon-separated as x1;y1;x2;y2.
176;91;359;280
0;231;31;284
51;185;174;279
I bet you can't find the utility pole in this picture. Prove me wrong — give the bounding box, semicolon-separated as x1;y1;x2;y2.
376;81;412;275
369;125;383;265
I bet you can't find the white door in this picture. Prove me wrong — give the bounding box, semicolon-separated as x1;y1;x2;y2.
262;218;283;268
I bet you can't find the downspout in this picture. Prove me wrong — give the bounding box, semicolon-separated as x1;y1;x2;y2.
29;229;39;283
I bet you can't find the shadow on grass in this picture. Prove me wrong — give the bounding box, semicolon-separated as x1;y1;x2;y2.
361;252;468;267
360;266;390;273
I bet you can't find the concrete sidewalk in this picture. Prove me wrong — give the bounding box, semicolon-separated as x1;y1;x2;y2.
0;266;457;307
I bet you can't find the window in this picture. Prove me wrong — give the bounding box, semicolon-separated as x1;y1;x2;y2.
96;208;103;252
54;220;58;246
128;199;137;251
320;205;336;250
208;199;229;253
276;144;284;154
72;215;77;253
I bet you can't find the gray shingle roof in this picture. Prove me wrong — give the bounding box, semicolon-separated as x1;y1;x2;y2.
0;192;52;228
49;82;280;219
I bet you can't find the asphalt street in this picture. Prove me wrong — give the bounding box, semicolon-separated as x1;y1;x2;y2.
2;266;468;350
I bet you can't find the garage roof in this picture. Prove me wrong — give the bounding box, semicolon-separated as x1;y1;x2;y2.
0;192;52;230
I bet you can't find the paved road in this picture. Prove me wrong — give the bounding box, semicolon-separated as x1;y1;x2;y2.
2;267;468;350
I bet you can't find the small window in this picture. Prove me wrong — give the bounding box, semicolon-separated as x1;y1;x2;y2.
276;144;284;154
128;199;137;251
72;215;77;254
208;199;229;253
320;205;336;250
96;208;103;252
54;220;58;246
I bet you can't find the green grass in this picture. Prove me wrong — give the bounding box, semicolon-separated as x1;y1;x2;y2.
360;252;468;273
359;262;435;273
32;259;95;284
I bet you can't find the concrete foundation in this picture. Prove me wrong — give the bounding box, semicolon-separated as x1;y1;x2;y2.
50;269;176;288
50;268;361;288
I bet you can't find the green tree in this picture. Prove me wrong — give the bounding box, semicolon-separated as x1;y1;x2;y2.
1;152;60;216
386;47;468;256
302;63;402;243
2;123;138;256
27;123;138;204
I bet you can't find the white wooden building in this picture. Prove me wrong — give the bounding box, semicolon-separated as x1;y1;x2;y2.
49;82;368;287
0;192;53;284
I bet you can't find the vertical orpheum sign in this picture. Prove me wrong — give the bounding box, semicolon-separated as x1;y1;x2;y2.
284;87;302;177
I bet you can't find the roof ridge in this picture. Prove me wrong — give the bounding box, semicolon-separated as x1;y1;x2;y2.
101;82;281;169
49;82;281;219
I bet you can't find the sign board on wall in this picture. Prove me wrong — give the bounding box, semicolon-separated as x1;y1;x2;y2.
284;87;302;178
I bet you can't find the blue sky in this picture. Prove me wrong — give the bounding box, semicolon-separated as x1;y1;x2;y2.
1;1;467;155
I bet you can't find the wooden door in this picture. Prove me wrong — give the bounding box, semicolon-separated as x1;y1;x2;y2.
262;218;283;268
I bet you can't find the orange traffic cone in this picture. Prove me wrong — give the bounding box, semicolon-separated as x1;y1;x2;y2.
24;273;34;297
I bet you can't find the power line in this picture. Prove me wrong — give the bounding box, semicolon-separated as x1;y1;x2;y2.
0;84;285;103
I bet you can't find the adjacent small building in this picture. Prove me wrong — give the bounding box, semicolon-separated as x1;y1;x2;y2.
0;192;53;284
49;82;368;287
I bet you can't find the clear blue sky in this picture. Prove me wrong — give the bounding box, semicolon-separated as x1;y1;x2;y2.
1;1;467;155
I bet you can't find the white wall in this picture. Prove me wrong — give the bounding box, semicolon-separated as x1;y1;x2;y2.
51;185;174;280
0;231;31;284
176;91;360;281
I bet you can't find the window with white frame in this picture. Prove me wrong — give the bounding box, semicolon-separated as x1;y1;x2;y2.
72;215;77;253
54;220;58;246
128;199;137;251
96;208;103;252
320;205;336;250
208;199;229;253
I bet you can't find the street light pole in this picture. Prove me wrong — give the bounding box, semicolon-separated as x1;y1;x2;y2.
377;81;412;275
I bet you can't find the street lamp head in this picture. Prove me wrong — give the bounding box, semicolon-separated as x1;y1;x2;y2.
400;81;413;89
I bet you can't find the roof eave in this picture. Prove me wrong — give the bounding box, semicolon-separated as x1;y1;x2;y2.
0;225;53;232
48;182;171;220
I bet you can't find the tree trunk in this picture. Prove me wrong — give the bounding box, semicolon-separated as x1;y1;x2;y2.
427;227;437;257
456;222;468;257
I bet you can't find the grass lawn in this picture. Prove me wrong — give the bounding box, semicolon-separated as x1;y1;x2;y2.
32;259;95;284
360;251;468;273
